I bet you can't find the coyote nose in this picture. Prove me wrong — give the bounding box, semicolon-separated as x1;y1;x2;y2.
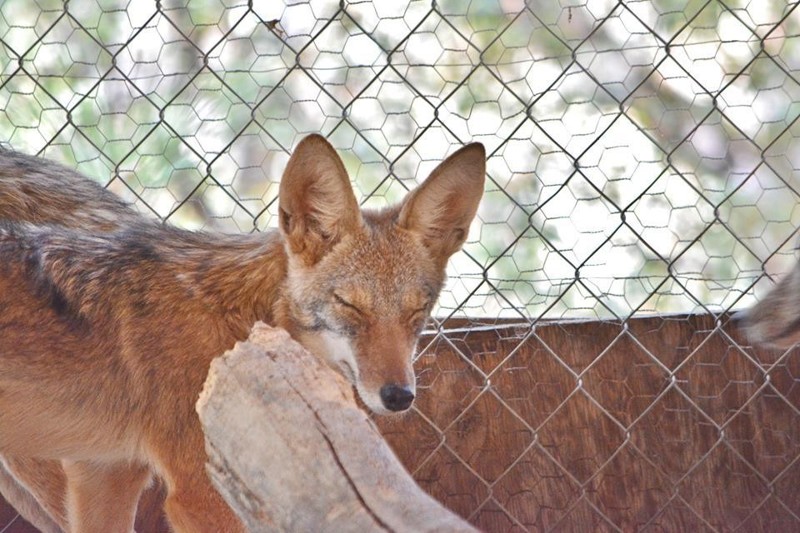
380;384;415;412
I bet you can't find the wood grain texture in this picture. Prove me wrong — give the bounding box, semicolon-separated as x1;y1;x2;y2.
375;312;800;531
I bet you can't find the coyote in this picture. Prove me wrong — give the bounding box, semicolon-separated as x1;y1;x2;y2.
0;149;141;231
0;135;486;532
741;259;800;348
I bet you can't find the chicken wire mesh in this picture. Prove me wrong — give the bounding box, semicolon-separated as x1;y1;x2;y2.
0;0;799;531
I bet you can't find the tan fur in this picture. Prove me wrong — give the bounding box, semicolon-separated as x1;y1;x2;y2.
742;259;800;348
0;149;140;231
0;456;65;533
0;135;485;532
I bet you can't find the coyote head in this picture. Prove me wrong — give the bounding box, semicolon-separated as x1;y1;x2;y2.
276;135;485;414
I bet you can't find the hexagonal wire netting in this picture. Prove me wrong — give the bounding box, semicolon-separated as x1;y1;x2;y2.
1;0;800;531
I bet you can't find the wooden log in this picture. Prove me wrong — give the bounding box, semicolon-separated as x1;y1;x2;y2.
196;323;476;533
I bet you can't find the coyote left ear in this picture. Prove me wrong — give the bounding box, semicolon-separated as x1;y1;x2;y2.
398;143;485;266
279;134;362;265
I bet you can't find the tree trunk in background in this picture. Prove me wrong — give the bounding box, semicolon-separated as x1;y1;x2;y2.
196;323;476;533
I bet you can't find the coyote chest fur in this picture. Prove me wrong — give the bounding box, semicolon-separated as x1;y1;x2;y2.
0;135;485;533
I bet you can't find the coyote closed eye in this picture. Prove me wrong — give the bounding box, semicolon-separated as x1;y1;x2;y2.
0;135;486;532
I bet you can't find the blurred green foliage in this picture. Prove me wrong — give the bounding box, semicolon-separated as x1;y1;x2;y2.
1;0;798;319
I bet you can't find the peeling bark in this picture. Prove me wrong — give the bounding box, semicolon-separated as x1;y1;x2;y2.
196;323;477;533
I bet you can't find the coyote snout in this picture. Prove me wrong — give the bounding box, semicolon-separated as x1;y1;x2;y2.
297;322;418;414
381;384;415;412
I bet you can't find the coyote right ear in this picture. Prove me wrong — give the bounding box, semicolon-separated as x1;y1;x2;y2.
398;143;485;268
279;135;362;265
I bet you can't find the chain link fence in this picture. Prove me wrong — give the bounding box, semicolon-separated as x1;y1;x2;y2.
1;0;799;531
